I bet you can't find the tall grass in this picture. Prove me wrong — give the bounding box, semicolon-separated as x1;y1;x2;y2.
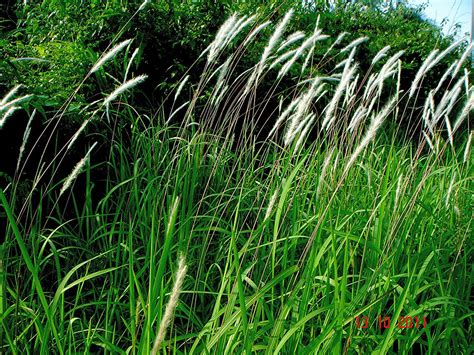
1;10;473;354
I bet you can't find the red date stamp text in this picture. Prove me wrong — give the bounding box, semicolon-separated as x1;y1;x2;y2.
355;315;427;330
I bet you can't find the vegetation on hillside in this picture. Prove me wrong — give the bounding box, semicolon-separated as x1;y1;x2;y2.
1;0;472;353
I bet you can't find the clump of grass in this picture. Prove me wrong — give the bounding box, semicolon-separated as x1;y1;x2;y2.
1;10;472;355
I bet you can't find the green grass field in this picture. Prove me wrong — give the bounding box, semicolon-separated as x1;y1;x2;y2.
1;9;473;354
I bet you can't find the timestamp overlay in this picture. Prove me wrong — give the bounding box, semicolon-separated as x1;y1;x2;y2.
354;315;428;330
345;312;436;353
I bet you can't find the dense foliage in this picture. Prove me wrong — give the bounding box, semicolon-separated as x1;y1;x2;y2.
0;0;464;107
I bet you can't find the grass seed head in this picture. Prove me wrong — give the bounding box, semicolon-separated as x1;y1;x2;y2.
91;39;132;73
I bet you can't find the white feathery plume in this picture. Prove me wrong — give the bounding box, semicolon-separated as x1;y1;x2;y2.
433;60;457;94
285;112;312;146
91;39;132;73
453;88;474;132
0;85;22;106
245;13;293;94
220;15;256;53
264;188;279;220
174;75;190;101
232;15;257;40
284;78;323;144
166;196;180;237
380;50;405;74
409;37;464;97
206;14;238;64
344;96;396;174
464;131;472;163
334;58;349;70
333;32;349;47
268;96;301;138
409;49;439;97
16;109;35;172
269;48;299;70
464;68;470;93
67;118;92;151
166;100;190;123
0;94;33;112
278;30;328;79
124;47;140;82
375;50;404;97
292;18;324;74
429;89;436;112
363;73;378;101
59;142;97;197
0;106;18;128
301;43;316;74
396;59;402;112
426;38;464;73
444;115;454;148
431;75;464;126
365;94;380;119
242;21;271;47
452;42;473;78
322;64;357;130
323;32;348;57
293;113;315;153
332;151;340;174
343;47;357;73
138;0;150;11
210;84;228;107
314;87;327;103
244;63;261;99
344;73;359;107
340;36;368;53
257;9;294;77
210;56;232;91
441;76;464;120
314;14;321;31
103;75;147;106
290;112;313;140
371;45;391;65
151;255;187;355
227;15;249;41
348;106;368;132
283;114;302;146
397;59;402;95
422;92;434;134
278;31;305;52
376;67;397;98
410;38;463;99
297;76;336;86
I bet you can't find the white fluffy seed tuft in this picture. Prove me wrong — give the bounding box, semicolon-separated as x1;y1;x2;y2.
91;39;132;73
103;75;148;106
151;255;187;354
59;142;97;197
